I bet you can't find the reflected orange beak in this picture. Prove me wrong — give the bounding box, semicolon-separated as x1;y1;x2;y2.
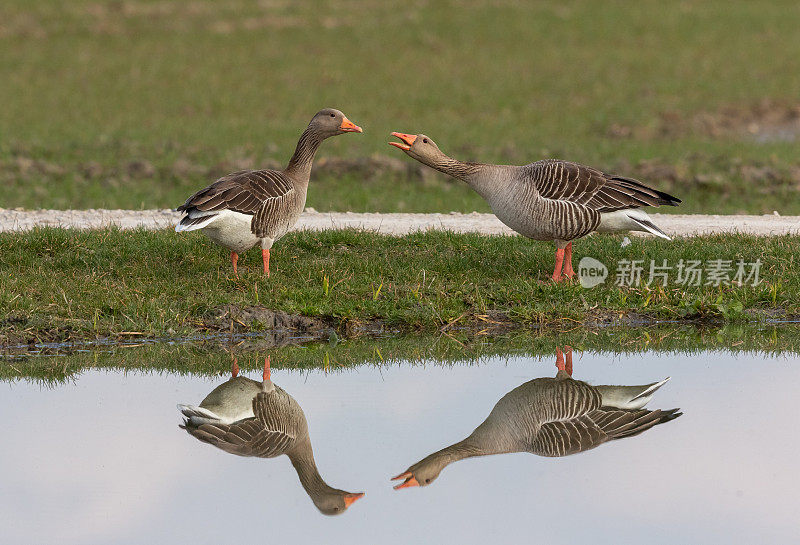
389;132;417;151
343;492;364;507
339;116;363;133
391;471;419;490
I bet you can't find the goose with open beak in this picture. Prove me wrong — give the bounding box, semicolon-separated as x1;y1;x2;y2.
392;347;681;491
388;131;679;282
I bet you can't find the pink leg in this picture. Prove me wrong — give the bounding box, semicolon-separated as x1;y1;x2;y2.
231;357;239;377
262;249;270;277
563;243;575;280
552;248;565;282
263;355;271;382
231;251;239;276
564;346;573;376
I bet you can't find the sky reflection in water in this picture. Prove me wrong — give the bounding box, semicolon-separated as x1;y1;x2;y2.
1;349;799;545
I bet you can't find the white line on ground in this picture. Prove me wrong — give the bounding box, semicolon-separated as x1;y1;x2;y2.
1;208;798;237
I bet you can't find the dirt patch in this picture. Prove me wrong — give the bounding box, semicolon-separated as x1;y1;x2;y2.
5;149;799;198
610;155;800;195
216;305;398;339
314;156;437;181
0;149;444;190
218;305;332;334
0;323;84;350
607;99;800;143
4;307;799;355
0;13;47;39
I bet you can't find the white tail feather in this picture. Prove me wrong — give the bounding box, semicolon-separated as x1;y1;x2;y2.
597;209;672;240
177;404;222;425
596;377;671;409
628;216;671;240
175;212;219;232
630;377;671;402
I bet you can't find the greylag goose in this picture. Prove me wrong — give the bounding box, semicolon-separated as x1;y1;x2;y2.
178;356;364;515
176;109;362;276
389;133;680;281
392;347;681;490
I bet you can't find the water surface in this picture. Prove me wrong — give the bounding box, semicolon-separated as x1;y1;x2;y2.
2;349;798;544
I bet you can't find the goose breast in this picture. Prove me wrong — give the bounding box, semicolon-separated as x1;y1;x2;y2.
485;179;600;242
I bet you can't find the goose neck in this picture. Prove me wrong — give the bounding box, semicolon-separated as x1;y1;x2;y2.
288;439;330;496
427;154;484;182
428;436;487;468
285;127;325;181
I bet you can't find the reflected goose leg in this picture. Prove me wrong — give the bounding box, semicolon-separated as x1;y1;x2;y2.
565;345;573;376
555;346;572;379
262;249;270;277
563;242;575;280
231;251;239;276
263;355;271;382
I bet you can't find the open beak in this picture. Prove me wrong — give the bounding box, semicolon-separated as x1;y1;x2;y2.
339;116;363;133
343;492;365;507
391;471;419;490
389;132;416;151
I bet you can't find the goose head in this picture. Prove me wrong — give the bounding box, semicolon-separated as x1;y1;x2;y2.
389;132;445;164
308;108;362;137
391;455;447;490
313;490;365;516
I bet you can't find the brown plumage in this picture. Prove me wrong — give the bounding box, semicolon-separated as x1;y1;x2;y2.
391;347;681;490
529;160;679;212
389;133;680;281
176;109;362;276
178;357;364;515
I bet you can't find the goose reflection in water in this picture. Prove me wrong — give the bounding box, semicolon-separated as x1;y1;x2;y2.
178;356;364;515
392;347;682;490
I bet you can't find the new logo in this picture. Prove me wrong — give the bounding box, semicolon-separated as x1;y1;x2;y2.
578;257;608;288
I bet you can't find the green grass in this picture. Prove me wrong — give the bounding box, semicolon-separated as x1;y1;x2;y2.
2;1;800;213
1;227;798;345
4;322;800;384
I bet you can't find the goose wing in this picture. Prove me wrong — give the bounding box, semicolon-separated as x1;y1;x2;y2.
176;169;298;237
181;390;300;458
527;160;680;213
178;170;294;215
530;407;682;457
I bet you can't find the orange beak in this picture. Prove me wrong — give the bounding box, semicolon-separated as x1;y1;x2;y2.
339;116;363;133
391;471;419;490
343;492;365;507
389;132;417;151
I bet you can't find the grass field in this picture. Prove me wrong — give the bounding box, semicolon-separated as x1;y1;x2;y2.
1;227;797;345
2;1;800;213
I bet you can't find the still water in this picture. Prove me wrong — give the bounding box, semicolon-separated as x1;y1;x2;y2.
2;349;799;544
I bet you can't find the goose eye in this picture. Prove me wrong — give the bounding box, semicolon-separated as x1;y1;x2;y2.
425;478;431;483
330;113;335;117
423;138;428;143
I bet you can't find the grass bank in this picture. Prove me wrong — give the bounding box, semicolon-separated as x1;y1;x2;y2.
1;228;797;346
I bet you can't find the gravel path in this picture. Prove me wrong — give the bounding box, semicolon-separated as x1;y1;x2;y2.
1;208;799;237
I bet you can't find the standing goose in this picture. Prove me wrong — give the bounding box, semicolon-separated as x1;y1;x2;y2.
176;109;362;276
391;347;681;490
178;356;364;515
389;133;680;281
